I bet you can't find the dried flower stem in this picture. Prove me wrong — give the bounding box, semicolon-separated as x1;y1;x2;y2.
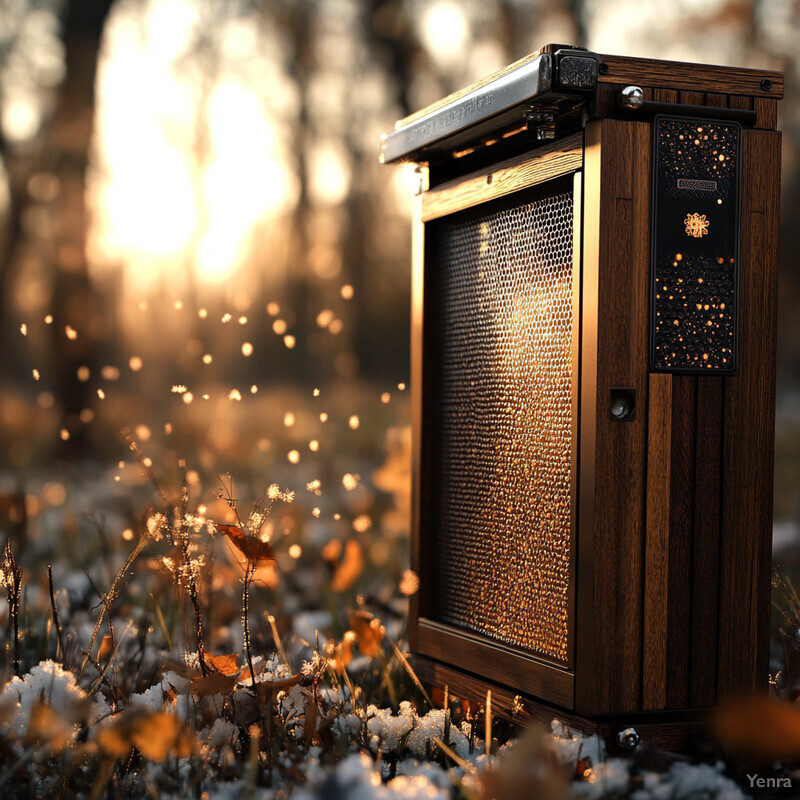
48;565;65;662
3;542;23;676
79;533;148;679
243;561;257;687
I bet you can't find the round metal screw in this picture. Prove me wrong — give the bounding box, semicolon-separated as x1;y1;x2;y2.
598;63;609;75
610;397;630;419
761;78;773;92
617;727;641;750
620;86;645;110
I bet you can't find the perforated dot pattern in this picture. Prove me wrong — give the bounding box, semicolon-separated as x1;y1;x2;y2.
427;180;574;663
651;117;740;372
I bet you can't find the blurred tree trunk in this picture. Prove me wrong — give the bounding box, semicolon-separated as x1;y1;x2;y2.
46;0;114;454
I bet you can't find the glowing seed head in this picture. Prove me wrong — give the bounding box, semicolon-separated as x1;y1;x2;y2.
198;307;208;319
172;385;187;393
309;439;319;452
273;319;287;335
97;388;105;399
352;514;372;533
174;300;183;310
221;313;232;323
312;507;321;518
202;354;213;365
239;316;247;325
60;428;70;441
228;389;242;401
102;366;120;381
399;569;420;596
65;326;77;340
328;319;344;335
32;369;40;380
241;342;253;357
288;450;300;464
349;415;360;430
122;528;134;541
342;473;360;491
20;324;27;336
284;412;295;427
44;315;53;324
340;284;354;300
397;383;406;391
129;356;143;371
320;412;328;423
288;544;302;559
183;392;194;404
165;423;173;434
250;385;258;394
267;302;280;316
316;309;335;328
381;392;391;404
284;335;296;349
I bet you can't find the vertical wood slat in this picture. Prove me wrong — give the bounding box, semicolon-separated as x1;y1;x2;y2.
643;373;673;709
579;119;650;715
691;376;723;707
718;129;781;698
754;98;778;129
665;376;696;709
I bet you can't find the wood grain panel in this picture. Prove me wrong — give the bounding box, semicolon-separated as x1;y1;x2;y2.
599;55;783;99
754;98;778;130
691;376;723;707
578;119;650;715
643;373;673;710
416;619;574;708
717;130;781;698
666;376;696;709
421;134;582;221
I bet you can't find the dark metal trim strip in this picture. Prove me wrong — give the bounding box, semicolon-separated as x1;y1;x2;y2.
381;54;553;164
621;100;756;127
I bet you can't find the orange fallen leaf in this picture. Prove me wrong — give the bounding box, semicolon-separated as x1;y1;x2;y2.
98;634;113;663
96;709;198;762
215;523;276;566
348;610;385;656
330;539;363;592
715;694;800;762
205;652;240;676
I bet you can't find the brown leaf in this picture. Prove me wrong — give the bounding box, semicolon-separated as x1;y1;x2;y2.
714;694;800;762
96;709;198;762
253;672;304;702
330;539;363;592
24;701;74;752
205;652;240;676
216;523;276;566
190;672;239;697
98;634;113;663
348;610;385;657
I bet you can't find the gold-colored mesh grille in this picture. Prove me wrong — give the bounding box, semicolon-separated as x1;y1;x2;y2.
427;180;574;663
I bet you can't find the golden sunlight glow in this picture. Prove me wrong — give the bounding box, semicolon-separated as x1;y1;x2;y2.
87;0;299;288
420;1;469;65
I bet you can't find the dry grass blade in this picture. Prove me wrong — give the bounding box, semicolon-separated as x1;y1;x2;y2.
387;637;434;709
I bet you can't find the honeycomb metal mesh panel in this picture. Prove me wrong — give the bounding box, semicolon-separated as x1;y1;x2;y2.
427;180;574;663
651;117;740;372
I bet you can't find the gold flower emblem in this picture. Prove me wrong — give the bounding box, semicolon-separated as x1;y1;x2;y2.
684;212;709;238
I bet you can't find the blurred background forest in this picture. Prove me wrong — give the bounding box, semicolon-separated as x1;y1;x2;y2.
0;0;799;553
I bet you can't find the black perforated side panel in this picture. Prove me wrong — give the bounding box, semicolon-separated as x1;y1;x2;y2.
651;116;741;373
426;179;575;663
